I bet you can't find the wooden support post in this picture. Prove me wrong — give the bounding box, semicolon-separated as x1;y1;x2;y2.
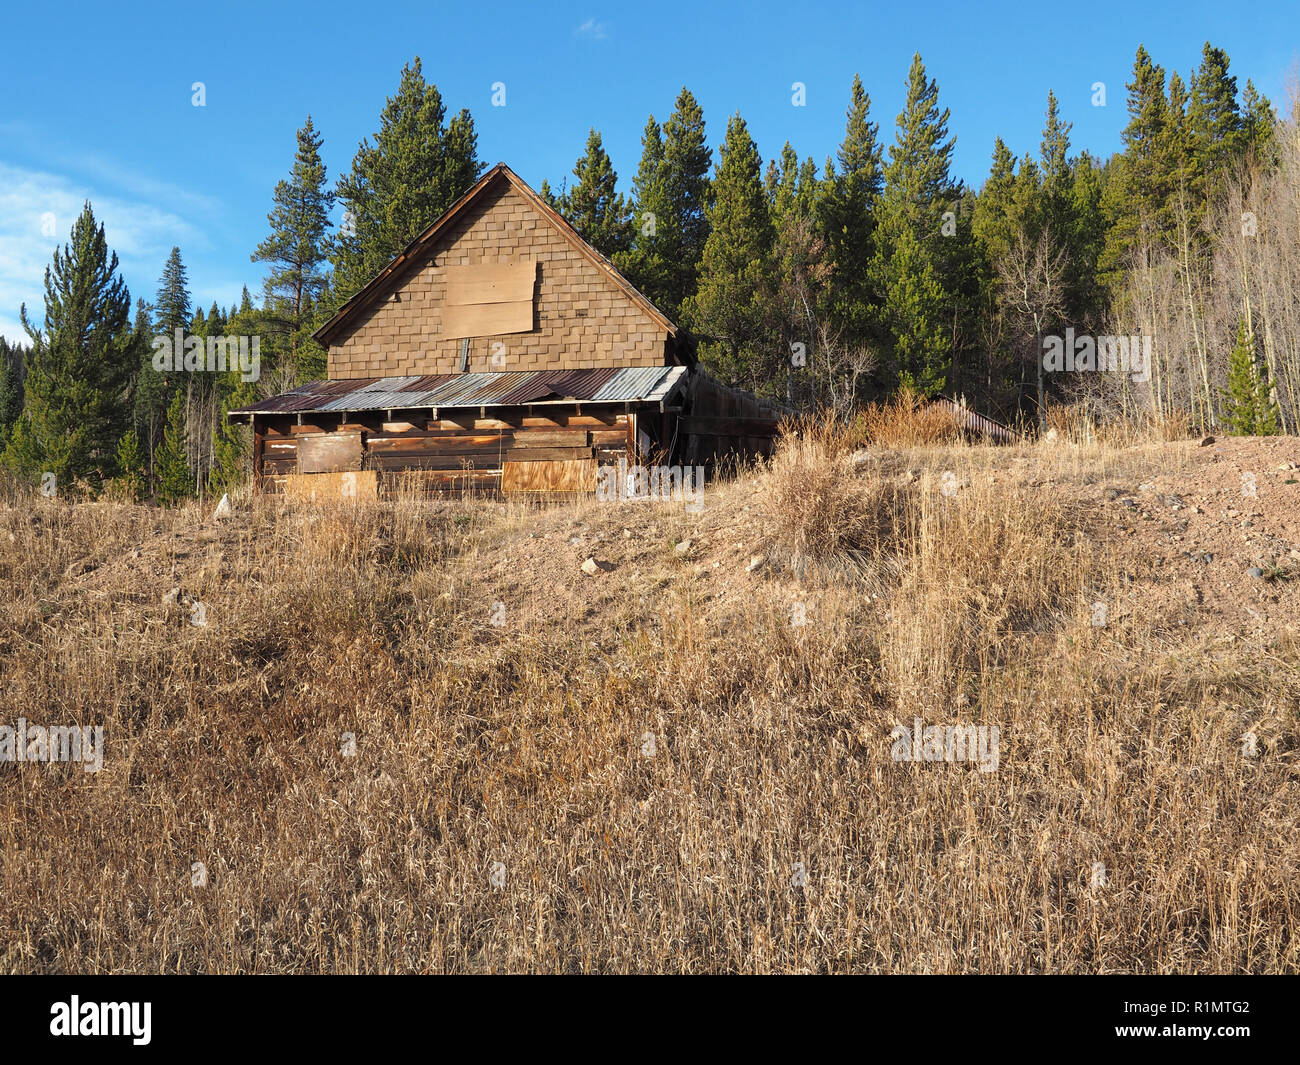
252;417;265;494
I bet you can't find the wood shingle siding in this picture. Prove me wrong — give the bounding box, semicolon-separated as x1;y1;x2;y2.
317;167;678;378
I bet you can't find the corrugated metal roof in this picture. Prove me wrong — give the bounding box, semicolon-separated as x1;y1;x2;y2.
231;365;689;416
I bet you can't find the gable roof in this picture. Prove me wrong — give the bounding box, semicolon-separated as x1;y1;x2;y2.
314;162;677;347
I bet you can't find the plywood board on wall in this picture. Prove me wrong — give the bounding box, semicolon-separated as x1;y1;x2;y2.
444;262;536;304
442;260;536;339
282;470;378;503
501;458;596;493
297;431;363;474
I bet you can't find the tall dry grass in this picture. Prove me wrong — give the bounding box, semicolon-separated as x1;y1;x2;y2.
1045;402;1195;447
0;432;1296;973
860;388;964;448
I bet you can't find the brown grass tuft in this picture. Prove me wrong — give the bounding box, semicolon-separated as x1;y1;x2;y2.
860;388;964;447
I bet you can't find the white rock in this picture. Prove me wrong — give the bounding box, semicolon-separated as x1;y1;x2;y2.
213;493;233;519
581;557;600;576
675;539;692;554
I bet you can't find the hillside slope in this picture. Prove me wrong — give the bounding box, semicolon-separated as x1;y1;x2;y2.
1;435;1297;973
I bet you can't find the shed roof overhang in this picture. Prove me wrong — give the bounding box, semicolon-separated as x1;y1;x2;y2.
228;365;689;423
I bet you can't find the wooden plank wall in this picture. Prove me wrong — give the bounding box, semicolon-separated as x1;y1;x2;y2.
253;410;631;498
682;373;785;467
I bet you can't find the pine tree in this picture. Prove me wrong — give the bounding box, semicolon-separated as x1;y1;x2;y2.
1066;151;1106;325
972;138;1019;264
210;380;256;495
114;427;145;501
1032;92;1102;326
880;225;947;395
1100;47;1173;282
616;90;712;321
0;338;24;443
154;247;192;336
136;251;192;467
818;74;885;352
1221;321;1280;435
558;129;632;258
1188;43;1243;182
2;203;137;485
1164;69;1203;223
616;115;671;309
1038;92;1074;232
766;144;819;225
330;58;481;302
253;116;334;322
661;89;713;310
252;116;333;384
1240;79;1278;168
765;143;797;217
871;54;959;396
682;114;775;392
154;390;192;504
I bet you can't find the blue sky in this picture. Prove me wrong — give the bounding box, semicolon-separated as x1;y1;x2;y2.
1;0;1296;345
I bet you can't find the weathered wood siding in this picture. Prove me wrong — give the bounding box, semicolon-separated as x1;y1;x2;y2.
254;411;632;497
679;374;784;467
326;179;672;378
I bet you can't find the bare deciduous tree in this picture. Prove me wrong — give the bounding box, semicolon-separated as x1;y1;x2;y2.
997;223;1068;430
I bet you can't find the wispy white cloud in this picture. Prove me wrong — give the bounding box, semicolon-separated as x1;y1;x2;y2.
575;17;610;41
68;151;222;220
0;162;201;344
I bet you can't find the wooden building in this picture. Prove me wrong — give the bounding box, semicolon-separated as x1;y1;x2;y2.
229;163;783;498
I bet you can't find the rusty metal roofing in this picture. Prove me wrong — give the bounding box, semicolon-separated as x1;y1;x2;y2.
230;365;689;416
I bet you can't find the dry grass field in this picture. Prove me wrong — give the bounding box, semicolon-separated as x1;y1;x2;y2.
1;422;1298;973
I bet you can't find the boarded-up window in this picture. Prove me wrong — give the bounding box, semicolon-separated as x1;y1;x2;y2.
442;261;537;339
297;431;363;474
